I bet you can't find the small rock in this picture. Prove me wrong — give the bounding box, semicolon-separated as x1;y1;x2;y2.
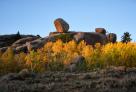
67;56;85;72
79;74;91;80
68;64;77;72
110;66;126;72
18;69;30;78
71;55;85;65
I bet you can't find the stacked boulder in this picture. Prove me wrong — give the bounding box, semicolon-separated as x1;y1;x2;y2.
52;18;117;45
54;18;69;33
95;28;117;43
95;28;106;35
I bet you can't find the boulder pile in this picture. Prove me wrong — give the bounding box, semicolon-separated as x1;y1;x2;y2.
52;18;117;45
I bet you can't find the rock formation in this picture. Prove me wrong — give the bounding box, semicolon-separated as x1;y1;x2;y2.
0;18;117;53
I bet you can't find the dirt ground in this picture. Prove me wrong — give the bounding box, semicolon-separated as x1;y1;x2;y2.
0;67;136;92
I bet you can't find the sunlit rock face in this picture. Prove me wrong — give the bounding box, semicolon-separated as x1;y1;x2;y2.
95;28;106;35
54;18;69;33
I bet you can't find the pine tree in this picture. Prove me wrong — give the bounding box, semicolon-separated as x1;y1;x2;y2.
121;32;132;43
16;31;21;39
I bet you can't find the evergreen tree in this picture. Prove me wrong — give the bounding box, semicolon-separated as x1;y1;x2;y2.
16;31;21;39
121;32;132;43
17;31;20;35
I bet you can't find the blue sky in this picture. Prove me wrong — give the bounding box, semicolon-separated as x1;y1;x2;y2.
0;0;136;41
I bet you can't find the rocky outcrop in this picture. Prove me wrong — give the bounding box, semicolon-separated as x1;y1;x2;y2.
0;18;117;53
53;18;116;45
0;31;116;53
49;31;109;45
54;18;69;33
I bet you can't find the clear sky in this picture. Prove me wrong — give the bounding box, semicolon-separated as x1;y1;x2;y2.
0;0;136;41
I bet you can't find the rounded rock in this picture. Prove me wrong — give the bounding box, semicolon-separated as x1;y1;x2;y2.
54;18;69;33
107;33;117;43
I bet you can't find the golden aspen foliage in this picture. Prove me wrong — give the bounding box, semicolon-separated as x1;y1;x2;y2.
1;40;136;73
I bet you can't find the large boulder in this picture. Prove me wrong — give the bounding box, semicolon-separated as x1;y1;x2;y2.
54;18;69;33
95;28;106;35
107;33;117;43
26;38;49;51
74;32;108;45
